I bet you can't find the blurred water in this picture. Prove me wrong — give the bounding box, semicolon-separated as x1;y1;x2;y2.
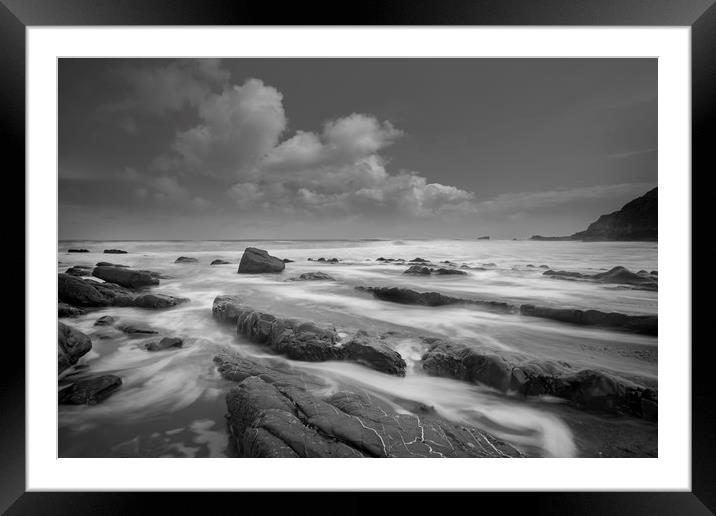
58;239;657;458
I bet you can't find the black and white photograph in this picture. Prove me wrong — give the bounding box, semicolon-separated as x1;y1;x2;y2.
56;57;658;459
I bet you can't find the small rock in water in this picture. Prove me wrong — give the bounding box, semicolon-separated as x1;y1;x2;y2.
146;337;183;351
294;272;335;281
404;265;431;275
432;268;468;276
281;258;294;263
94;315;115;326
96;261;129;267
211;259;231;265
59;375;122;405
67;248;89;253
118;323;159;336
175;256;198;263
104;249;128;254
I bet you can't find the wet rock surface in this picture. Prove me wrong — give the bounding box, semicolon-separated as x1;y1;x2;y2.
59;375;122;405
215;353;521;458
520;304;657;336
238;247;285;273
290;271;335;281
58;322;92;373
175;256;198;263
357;286;513;313
210;259;231;265
146;337;183;351
543;266;657;290
104;249;128;254
421;339;657;420
92;266;160;289
212;296;406;375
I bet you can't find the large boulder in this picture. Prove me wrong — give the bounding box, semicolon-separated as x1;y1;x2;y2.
92;266;159;288
215;353;521;458
59;375;122;405
65;265;93;277
58;322;92;373
212;295;248;325
238;248;285;273
146;337;183;351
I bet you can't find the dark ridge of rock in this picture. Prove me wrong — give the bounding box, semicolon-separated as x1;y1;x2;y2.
482;262;497;267
175;256;199;263
357;286;514;313
341;330;406;376
291;272;335;281
281;258;294;263
92;266;160;288
421;339;656;420
118;323;160;336
65;265;93;277
59;273;110;307
94;315;115;326
410;257;429;263
215;353;521;458
526;264;535;268
238;247;285;274
309;257;340;263
543;269;587;279
650;270;658;275
573;187;657;241
58;322;92;373
131;293;189;309
529;235;573;241
58;302;85;318
146;337;183;351
432;268;468;276
375;257;404;263
544;266;657;290
404;265;431;275
520;304;657;336
59;375;122;405
96;261;129;268
477;236;490;240
212;296;406;375
210;259;231;265
67;248;89;253
539;265;550;269
104;249;128;254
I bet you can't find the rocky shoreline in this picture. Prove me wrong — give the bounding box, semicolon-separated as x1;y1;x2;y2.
58;246;658;457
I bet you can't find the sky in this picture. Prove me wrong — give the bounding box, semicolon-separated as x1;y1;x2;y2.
58;58;657;240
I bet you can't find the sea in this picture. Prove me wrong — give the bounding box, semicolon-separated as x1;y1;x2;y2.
57;239;658;458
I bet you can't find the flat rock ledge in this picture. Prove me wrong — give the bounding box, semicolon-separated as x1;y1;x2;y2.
214;353;522;458
59;375;122;405
421;339;657;420
212;295;406;376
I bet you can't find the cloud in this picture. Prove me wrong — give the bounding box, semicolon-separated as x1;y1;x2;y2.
158;78;287;178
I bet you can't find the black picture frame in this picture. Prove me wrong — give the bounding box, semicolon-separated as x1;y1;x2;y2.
4;0;712;513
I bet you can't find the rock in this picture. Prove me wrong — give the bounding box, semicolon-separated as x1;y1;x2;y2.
212;295;248;325
104;249;128;254
432;268;468;276
118;323;159;336
520;304;657;336
58;302;85;317
526;264;535;268
67;248;89;253
212;296;407;375
482;263;497;267
175;256;198;263
59;375;122;405
404;265;431;275
341;331;406;376
131;293;188;309
210;259;231;265
650;270;658;276
326;258;339;263
59;273;110;307
358;286;514;313
421;339;656;419
92;266;159;288
543;269;587;279
65;265;93;277
292;272;335;281
96;261;129;268
58;322;92;373
238;247;285;274
529;235;573;241
477;236;490;240
281;258;294;263
539;265;549;269
215;353;521;458
410;257;429;263
543;266;657;290
94;315;115;326
146;337;183;351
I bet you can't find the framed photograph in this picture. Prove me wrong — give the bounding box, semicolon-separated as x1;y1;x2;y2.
6;0;712;512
